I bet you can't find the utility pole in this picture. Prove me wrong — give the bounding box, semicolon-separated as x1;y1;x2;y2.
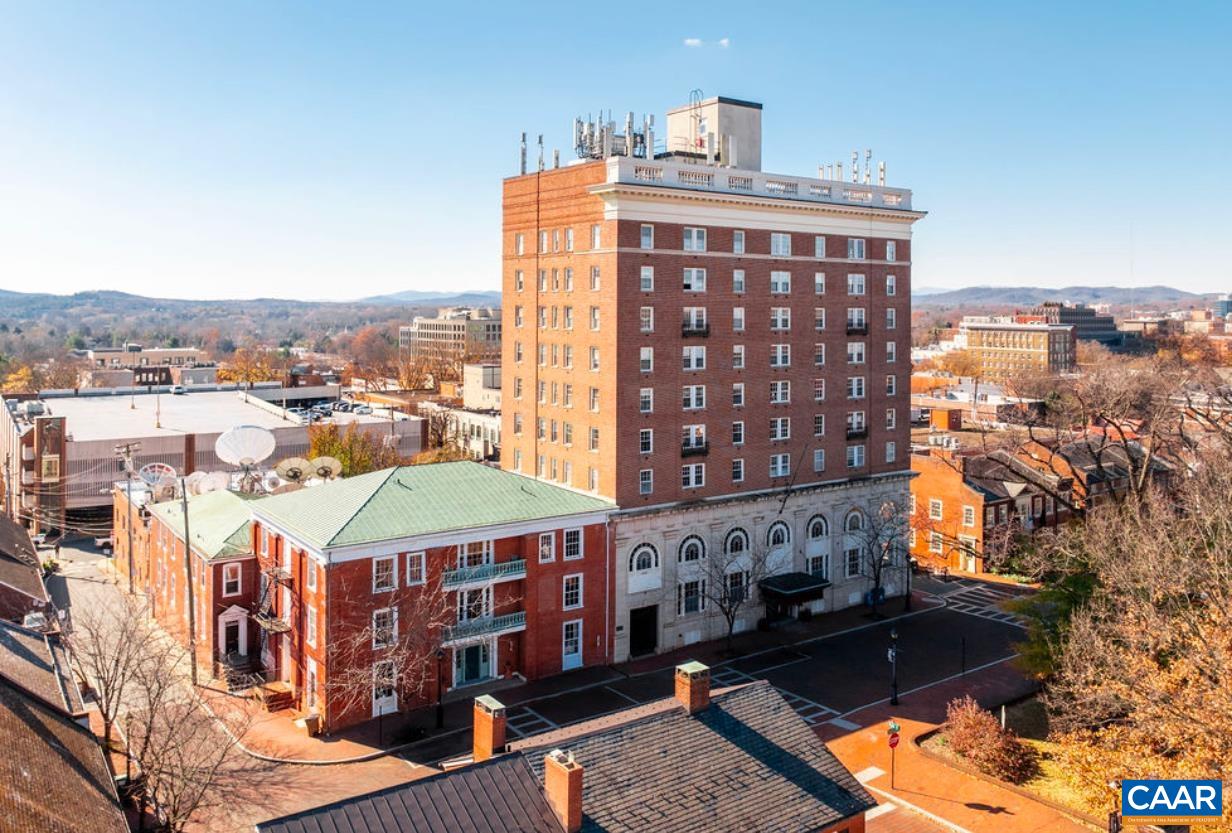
180;477;198;686
114;442;141;595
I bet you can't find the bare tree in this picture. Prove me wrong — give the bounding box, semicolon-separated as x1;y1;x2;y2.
66;593;164;749
851;500;910;618
698;533;772;654
324;574;454;735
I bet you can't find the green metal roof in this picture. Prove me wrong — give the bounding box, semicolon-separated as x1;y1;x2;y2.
251;462;615;550
148;489;258;561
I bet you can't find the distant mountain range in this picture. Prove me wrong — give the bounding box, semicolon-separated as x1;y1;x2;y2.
359;289;501;306
912;284;1214;307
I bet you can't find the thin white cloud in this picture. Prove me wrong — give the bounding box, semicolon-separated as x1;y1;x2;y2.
717;37;730;48
683;37;703;47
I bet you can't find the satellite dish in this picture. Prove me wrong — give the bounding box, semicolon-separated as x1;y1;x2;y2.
184;471;208;495
310;456;343;480
275;457;312;483
262;472;283;493
215;426;276;468
198;471;231;494
153;475;178;502
138;462;177;487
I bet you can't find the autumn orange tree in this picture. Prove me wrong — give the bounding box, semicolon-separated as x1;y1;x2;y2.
308;422;405;476
1019;453;1232;825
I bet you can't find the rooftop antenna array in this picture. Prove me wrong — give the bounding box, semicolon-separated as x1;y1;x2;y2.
573;109;653;161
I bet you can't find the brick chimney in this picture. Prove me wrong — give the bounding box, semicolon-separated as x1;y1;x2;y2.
472;695;506;762
675;661;710;714
544;749;584;833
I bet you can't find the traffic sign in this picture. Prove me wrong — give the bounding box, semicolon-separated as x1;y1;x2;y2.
887;720;901;734
888;732;900;749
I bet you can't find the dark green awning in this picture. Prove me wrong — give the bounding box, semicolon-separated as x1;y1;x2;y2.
758;572;831;603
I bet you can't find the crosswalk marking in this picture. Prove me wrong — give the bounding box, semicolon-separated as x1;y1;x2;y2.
944;584;1028;628
504;705;558;739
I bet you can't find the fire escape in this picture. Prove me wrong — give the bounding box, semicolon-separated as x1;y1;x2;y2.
254;565;292;634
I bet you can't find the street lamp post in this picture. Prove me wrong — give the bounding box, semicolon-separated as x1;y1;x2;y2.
889;628;900;706
904;556;913;612
435;649;446;730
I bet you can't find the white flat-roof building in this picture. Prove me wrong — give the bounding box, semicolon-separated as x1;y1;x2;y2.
0;387;422;535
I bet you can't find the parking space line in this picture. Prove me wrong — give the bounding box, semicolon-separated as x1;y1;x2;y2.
834;653;1020;719
604;685;641;705
743;654;809;676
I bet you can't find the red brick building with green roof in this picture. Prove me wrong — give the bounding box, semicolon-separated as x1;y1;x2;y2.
249;461;616;732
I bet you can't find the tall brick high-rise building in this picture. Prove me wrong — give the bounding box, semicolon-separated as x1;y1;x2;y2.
503;97;926;659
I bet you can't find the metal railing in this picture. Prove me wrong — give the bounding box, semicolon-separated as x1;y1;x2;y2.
681;323;710;337
681;442;710;457
444;611;527;644
441;559;527;588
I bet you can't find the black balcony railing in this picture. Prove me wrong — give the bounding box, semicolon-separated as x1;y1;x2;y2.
846;323;869;335
681;323;710;337
681;441;710;457
846;427;868;440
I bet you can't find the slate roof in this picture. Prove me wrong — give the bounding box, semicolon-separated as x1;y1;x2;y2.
515;681;875;833
0;676;128;833
255;754;563;833
0;620;84;716
962;456;1034;500
0;513;46;604
147;488;259;561
252;462;614;550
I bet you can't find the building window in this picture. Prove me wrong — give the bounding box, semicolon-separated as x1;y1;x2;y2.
372;608;396;649
814;414;826;437
847;377;866;399
767;521;791;548
640;306;655;333
591;224;601;249
589;427;600;451
563;574;583;609
539;532;556;562
814;236;827;258
770;380;791;404
732;344;745;370
640;347;654;372
591;266;601;290
223;563;241;597
770;416;791;441
733;230;745;254
515;233;525;256
682;384;705;410
683;268;707;292
846;445;866;468
770;453;791;478
813;378;826;402
373;556;396;592
770;232;791;256
770;271;791;294
564;228;574;251
640;224;654;249
590;306;600;330
407;551;425;585
963;506;976;527
886;274;897;295
683;227;707;252
929;499;944;520
885;441;897;463
813;448;826;473
589;347;600;371
847;342;866;364
630;544;659;572
886;375;898;395
640;266;654;292
681;463;705;489
733;269;746;293
887;341;897;363
733;307;746;331
679;535;706;563
639;388;654;413
639;469;653;495
306;605;317;647
732;458;745;482
639;428;653;454
770;344;791;368
732;420;745;445
886;240;897;262
929;532;944;554
771;307;791;331
847;273;866;296
306;561;317;592
886;408;897;429
514;270;524;291
682;345;706;371
847;238;866;259
732;383;745;407
815;308;826;332
677;579;705;615
886;308;897;329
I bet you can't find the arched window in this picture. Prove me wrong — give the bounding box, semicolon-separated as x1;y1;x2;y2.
678;535;706;563
724;528;749;556
767;521;791;548
807;515;829;540
845;510;865;533
629;544;659;572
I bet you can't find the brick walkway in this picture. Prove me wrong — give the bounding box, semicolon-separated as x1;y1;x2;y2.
820;660;1089;833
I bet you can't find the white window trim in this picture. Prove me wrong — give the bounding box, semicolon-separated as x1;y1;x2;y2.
563;528;584;561
407;551;426;585
222;563;242;598
563;573;584;610
372;555;396;593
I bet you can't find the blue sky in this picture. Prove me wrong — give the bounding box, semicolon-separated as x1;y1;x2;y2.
1;1;1229;300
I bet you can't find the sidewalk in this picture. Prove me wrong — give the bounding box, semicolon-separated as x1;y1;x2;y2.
821;661;1088;833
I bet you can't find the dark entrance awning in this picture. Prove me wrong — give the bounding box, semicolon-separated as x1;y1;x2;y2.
758;572;831;604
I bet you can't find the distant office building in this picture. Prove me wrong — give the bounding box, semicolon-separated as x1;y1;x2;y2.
1215;295;1232;319
958;317;1075;381
462;363;501;411
1030;302;1122;346
399;308;502;368
82;343;213;387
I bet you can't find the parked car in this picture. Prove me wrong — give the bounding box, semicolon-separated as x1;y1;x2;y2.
169;385;186;395
352;404;373;415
